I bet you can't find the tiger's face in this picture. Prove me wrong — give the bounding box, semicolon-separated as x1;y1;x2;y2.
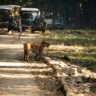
41;41;50;48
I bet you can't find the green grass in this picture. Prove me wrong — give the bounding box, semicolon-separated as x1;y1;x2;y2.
41;29;96;72
41;29;96;95
42;29;96;46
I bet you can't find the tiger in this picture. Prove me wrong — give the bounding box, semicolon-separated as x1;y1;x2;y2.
19;31;50;61
23;41;50;61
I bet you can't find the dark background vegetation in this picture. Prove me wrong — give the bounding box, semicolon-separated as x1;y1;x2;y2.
0;0;96;29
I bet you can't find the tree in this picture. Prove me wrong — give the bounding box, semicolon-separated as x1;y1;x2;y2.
0;0;96;28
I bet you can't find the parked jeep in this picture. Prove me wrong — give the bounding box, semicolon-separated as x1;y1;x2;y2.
0;5;21;32
21;8;46;33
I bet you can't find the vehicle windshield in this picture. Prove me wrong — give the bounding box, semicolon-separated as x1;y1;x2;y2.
21;11;39;21
0;9;10;22
21;8;40;21
22;12;32;19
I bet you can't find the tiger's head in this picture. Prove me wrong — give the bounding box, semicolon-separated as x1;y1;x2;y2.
41;41;50;47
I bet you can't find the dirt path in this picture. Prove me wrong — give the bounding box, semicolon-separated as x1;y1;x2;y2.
0;62;64;96
0;31;95;96
0;33;65;96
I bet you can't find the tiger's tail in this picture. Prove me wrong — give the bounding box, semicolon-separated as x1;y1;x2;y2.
19;31;24;44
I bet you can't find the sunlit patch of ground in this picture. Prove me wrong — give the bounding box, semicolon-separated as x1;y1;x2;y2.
0;29;96;96
40;29;96;96
0;61;64;96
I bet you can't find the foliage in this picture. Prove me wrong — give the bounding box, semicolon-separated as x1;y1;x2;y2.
0;0;96;28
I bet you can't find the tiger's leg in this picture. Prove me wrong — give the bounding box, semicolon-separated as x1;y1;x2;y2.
37;51;42;61
24;50;27;61
24;49;29;61
34;52;39;61
26;53;29;61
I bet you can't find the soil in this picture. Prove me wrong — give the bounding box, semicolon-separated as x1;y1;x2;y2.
0;30;96;96
0;31;65;96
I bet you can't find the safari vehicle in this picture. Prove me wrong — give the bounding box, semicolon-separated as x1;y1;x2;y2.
21;8;46;33
0;5;21;31
53;18;64;29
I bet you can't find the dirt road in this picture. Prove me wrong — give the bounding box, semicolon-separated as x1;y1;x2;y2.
0;31;95;96
0;33;65;96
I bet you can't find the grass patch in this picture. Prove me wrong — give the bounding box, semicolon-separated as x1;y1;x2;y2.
41;29;96;72
42;29;96;46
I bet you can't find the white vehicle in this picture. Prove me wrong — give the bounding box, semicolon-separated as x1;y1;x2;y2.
0;5;20;10
21;8;40;21
0;5;20;29
21;8;40;14
21;7;46;33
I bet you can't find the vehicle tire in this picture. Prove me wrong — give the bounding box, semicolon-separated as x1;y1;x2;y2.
31;27;34;33
31;29;34;33
22;27;25;31
42;29;45;33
